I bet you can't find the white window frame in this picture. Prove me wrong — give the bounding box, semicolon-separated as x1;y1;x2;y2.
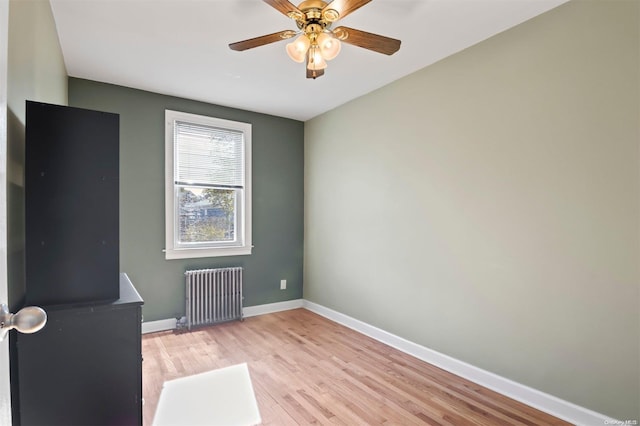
165;110;252;259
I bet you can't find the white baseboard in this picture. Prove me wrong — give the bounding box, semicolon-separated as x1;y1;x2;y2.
142;318;177;334
302;300;615;426
242;299;304;318
141;299;304;334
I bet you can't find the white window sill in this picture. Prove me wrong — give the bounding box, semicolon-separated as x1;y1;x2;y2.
165;246;252;260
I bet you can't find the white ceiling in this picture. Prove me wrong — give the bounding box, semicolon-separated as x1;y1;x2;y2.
50;0;568;121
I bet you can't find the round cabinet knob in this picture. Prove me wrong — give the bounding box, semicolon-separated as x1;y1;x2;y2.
11;306;47;334
0;304;47;340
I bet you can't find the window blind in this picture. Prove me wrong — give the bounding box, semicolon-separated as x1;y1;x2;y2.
175;121;245;188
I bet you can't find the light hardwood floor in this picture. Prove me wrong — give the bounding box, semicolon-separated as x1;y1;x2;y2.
142;308;570;425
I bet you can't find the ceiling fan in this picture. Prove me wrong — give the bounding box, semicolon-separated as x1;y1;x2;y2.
229;0;401;79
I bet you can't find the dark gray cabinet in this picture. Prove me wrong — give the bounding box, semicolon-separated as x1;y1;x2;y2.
16;274;143;426
17;101;143;425
25;100;120;306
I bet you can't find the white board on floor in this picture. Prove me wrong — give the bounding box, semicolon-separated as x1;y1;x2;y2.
153;363;261;426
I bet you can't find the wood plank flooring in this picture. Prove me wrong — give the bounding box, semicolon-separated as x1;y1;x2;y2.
142;308;570;425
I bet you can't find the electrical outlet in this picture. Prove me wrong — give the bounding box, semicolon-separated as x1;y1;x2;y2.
280;279;286;290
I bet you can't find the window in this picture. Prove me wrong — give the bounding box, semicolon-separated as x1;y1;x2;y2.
165;110;251;259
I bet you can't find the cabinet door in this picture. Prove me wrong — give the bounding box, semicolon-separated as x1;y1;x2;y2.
17;305;141;426
25;101;120;306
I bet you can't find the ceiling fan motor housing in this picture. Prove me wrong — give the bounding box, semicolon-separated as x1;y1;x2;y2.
298;0;326;8
294;0;340;34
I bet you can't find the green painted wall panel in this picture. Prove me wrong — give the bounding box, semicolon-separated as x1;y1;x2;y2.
7;0;68;310
69;78;304;322
305;0;639;421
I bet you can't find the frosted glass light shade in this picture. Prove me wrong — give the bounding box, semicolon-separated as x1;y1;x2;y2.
317;33;341;61
307;45;327;70
286;35;310;63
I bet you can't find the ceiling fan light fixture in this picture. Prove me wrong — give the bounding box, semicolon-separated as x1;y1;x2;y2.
307;45;327;70
286;34;310;63
317;32;341;60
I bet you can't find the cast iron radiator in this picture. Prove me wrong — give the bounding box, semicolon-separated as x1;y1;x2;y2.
185;267;243;330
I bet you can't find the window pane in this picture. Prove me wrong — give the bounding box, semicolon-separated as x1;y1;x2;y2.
175;121;244;187
177;186;236;244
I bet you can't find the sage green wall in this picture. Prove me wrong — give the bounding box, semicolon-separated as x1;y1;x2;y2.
69;78;304;322
7;0;68;310
6;1;68;422
304;0;639;420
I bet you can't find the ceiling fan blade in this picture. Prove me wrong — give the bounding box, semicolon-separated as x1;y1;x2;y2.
263;0;303;19
332;26;401;55
306;68;325;79
322;0;371;21
229;30;297;51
